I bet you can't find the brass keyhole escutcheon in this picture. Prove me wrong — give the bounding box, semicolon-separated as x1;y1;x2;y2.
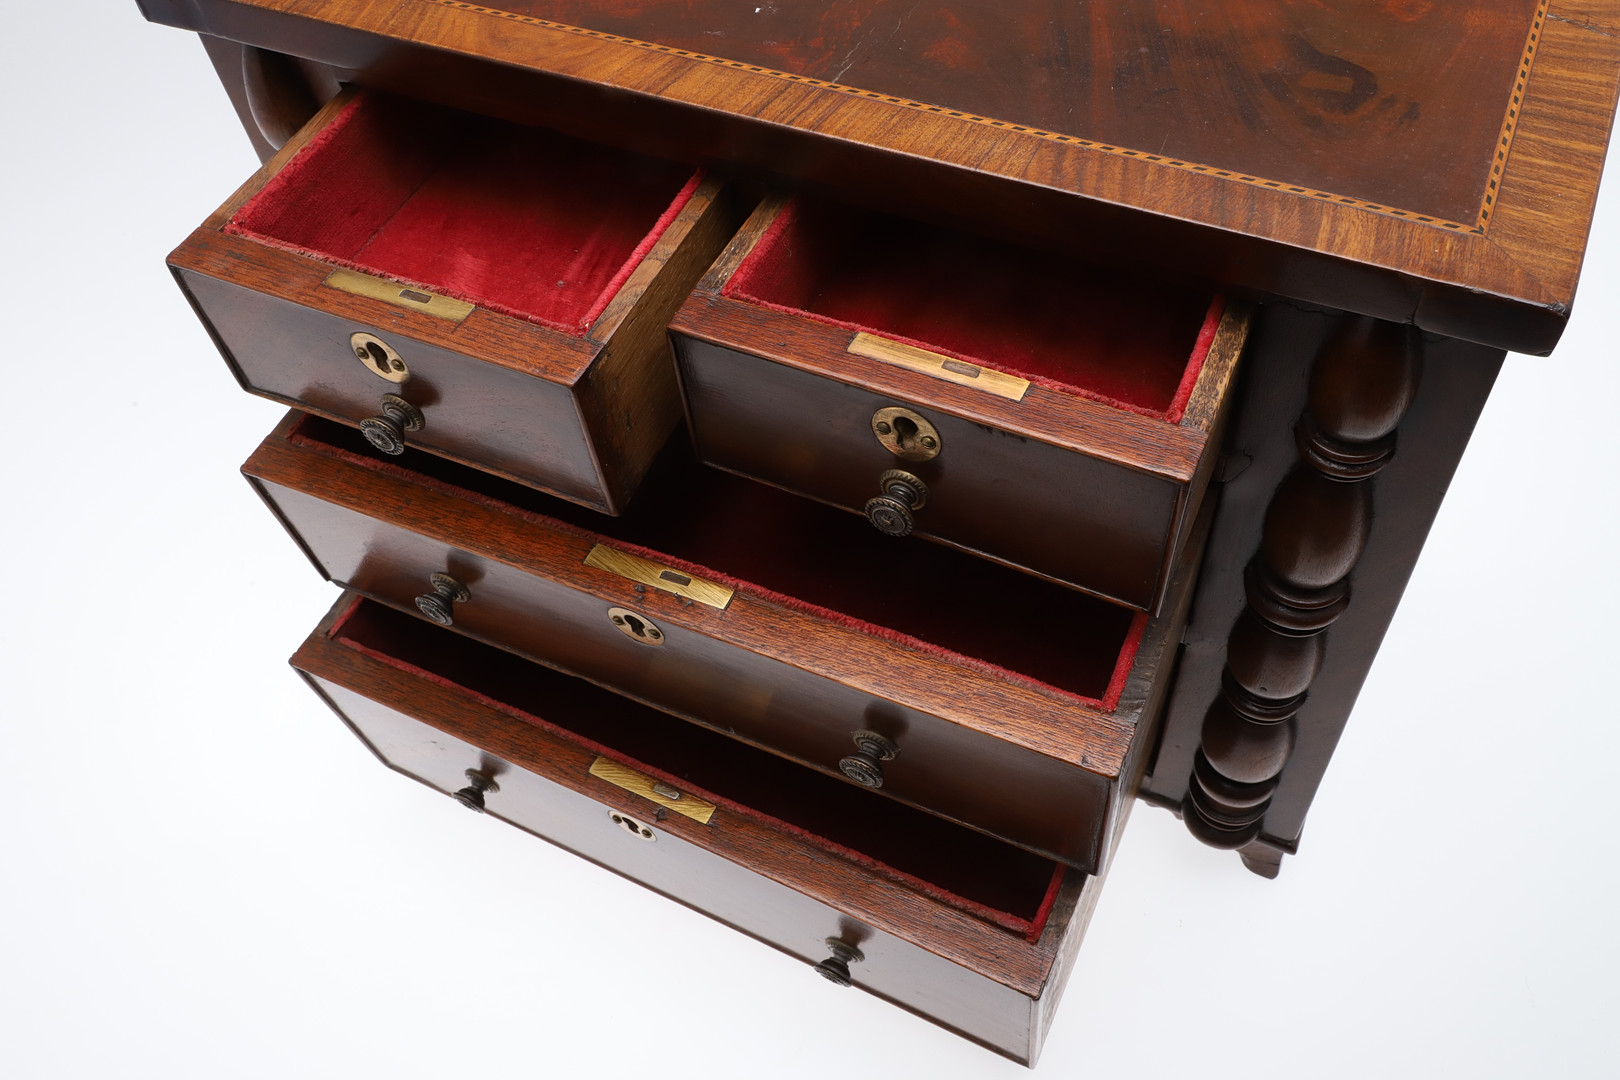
608;810;657;841
350;331;410;383
608;606;665;646
871;406;941;462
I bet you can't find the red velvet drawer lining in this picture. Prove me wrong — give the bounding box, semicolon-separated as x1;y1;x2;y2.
225;91;701;335
723;198;1220;419
330;597;1067;937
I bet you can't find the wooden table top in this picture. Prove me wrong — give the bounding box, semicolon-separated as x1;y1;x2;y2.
140;0;1620;353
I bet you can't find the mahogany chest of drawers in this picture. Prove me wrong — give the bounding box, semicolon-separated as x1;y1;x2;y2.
136;0;1620;1067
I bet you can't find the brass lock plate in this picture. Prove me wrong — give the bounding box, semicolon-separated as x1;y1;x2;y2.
872;406;942;462
590;757;717;824
327;268;474;323
584;544;734;609
349;332;410;383
850;332;1030;401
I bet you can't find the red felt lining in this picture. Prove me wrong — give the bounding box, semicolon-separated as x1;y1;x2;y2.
330;598;1067;937
723;199;1220;419
226;91;701;336
291;415;1142;707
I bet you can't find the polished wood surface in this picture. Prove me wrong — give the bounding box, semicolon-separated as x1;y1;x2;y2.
486;0;1539;223
672;196;1246;612
138;0;1620;351
293;595;1094;1063
676;331;1182;610
245;412;1171;869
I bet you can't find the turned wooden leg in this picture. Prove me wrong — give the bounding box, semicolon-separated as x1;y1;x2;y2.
1184;315;1421;851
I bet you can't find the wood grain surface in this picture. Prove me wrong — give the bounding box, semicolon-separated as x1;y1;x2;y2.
138;0;1620;352
476;0;1542;223
293;595;1089;1062
244;412;1175;870
169;90;747;512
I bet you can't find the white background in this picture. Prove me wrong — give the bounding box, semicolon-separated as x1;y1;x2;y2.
3;5;1618;1077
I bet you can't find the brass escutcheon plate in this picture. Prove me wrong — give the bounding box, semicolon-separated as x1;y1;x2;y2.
607;606;666;646
871;406;942;461
350;332;410;383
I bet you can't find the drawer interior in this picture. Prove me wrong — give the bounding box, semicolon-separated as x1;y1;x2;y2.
225;91;701;335
293;415;1146;708
722;198;1221;418
331;597;1067;936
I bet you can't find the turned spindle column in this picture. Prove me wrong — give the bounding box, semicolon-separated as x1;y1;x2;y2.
1184;315;1421;849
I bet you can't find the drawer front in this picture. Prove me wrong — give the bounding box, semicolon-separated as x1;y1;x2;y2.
670;196;1248;612
243;415;1148;873
293;603;1088;1064
170;89;745;513
676;332;1185;606
175;264;606;503
256;473;1113;870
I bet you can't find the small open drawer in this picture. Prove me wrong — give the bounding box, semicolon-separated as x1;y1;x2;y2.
294;594;1101;1064
246;412;1200;874
669;195;1248;611
169;89;745;513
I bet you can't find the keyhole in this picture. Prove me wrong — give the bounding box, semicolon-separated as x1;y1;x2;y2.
363;341;392;375
871;406;941;461
607;607;665;645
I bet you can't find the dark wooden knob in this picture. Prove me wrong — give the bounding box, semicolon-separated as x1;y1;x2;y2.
838;730;900;789
415;572;471;626
451;768;499;812
359;393;425;456
863;469;927;537
813;938;865;987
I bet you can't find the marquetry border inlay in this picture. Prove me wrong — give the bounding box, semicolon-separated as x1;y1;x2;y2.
434;0;1550;234
1481;0;1549;228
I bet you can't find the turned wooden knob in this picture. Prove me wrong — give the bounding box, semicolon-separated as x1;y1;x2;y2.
814;938;865;987
359;393;425;456
838;730;900;789
451;768;499;813
863;469;927;537
415;572;471;626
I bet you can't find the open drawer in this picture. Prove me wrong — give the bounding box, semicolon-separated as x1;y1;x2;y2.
294;594;1105;1064
669;195;1248;612
246;412;1200;873
169;89;745;513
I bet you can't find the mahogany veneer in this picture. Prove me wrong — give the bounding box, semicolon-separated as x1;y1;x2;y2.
140;0;1620;352
295;594;1104;1063
246;411;1204;873
672;194;1247;611
138;0;1620;1065
170;88;746;513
